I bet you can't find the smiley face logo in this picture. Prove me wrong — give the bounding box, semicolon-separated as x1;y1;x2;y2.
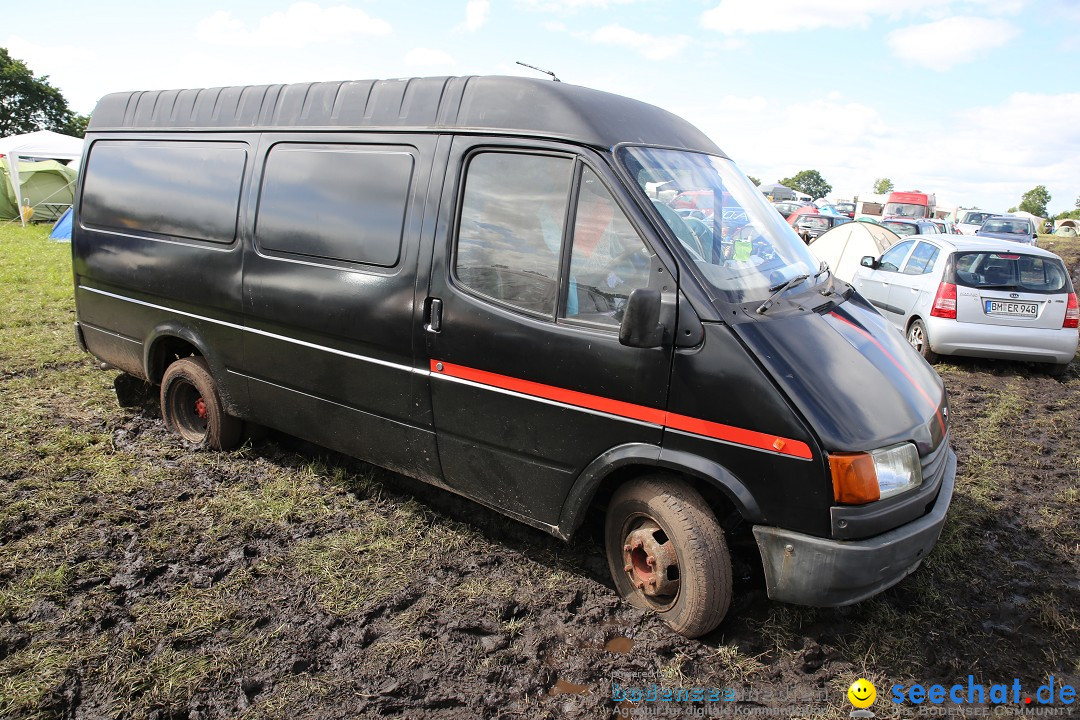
847;678;876;708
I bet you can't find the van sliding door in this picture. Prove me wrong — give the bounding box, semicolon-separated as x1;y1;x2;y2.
239;134;442;482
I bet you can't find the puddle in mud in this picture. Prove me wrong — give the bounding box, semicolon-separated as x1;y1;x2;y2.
604;635;635;654
549;678;591;696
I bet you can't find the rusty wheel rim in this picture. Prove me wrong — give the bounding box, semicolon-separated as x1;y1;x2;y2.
620;516;680;610
167;378;209;444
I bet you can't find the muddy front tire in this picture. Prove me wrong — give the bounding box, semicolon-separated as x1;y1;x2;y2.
160;357;242;450
605;476;732;638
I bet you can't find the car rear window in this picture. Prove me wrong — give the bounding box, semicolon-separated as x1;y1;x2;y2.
953;251;1070;294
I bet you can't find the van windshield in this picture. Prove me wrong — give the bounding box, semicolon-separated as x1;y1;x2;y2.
619;147;820;304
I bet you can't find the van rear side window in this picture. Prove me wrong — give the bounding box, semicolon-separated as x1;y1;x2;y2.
255;144;414;267
81;141;246;243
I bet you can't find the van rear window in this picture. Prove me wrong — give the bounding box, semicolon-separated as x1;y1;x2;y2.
255;144;414;267
81;141;246;243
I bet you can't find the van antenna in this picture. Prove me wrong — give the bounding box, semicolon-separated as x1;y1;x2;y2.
515;61;560;82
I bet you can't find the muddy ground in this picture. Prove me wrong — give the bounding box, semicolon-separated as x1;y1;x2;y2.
1;233;1077;720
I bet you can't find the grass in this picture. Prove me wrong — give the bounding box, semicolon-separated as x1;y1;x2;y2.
1;224;1078;718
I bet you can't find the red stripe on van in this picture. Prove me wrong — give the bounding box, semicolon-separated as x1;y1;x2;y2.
430;359;813;460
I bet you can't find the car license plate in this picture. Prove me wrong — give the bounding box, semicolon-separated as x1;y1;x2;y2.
984;300;1037;317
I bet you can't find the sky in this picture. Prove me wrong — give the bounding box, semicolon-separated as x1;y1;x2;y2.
6;0;1079;215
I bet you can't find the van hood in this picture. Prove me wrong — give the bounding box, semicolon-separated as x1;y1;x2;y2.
731;294;947;455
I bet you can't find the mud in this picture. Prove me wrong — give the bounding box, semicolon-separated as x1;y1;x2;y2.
2;244;1078;720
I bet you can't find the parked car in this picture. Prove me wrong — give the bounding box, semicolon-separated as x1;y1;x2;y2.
956;210;995;235
881;218;940;237
772;200;807;220
834;201;856;218
670;190;715;218
794;213;852;243
852;235;1078;375
976;215;1039;246
785;205;820;226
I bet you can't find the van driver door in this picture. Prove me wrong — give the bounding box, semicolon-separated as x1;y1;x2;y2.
423;138;677;529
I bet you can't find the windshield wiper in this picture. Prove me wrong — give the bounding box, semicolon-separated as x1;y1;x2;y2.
756;273;810;315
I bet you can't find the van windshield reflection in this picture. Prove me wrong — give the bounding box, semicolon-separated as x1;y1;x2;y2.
619;147;819;304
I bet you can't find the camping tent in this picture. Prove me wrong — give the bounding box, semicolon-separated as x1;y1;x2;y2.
807;221;900;283
1011;210;1046;232
0;160;77;223
0;130;83;226
1055;219;1079;237
50;207;73;241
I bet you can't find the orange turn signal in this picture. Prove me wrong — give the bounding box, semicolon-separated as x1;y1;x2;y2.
829;453;880;504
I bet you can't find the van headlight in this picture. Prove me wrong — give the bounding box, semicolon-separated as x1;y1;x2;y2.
829;443;923;504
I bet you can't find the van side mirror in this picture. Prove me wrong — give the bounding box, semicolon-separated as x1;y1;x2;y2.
619;289;665;348
860;256;879;269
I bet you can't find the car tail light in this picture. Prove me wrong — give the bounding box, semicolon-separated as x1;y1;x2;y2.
1065;292;1079;329
930;282;957;319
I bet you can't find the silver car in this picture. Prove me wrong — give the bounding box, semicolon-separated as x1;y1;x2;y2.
852;234;1078;376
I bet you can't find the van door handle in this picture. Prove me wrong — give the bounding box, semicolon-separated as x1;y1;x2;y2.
425;297;442;333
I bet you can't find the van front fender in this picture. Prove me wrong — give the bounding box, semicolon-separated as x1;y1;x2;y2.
556;443;763;540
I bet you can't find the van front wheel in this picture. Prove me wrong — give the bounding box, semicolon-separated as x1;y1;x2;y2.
161;357;241;450
605;476;732;638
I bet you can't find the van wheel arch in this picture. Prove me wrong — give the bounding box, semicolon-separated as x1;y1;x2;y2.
145;328;208;384
559;447;763;539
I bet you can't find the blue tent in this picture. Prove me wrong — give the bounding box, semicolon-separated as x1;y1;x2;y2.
50;207;72;241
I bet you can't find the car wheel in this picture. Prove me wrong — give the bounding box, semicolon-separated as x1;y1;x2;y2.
907;319;939;364
1044;362;1069;378
605;476;732;638
160;356;242;450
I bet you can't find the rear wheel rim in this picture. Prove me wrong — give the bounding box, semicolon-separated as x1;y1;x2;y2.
167;378;209;443
908;324;926;352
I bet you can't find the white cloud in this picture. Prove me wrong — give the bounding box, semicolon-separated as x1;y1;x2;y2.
887;16;1019;69
465;0;490;31
591;25;692;60
196;3;391;49
699;0;1020;35
682;90;1080;214
404;47;456;68
701;0;891;34
517;0;643;12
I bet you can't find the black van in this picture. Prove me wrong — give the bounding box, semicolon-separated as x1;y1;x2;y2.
71;76;955;638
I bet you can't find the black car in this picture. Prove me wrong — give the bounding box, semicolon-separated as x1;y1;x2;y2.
794;213;852;242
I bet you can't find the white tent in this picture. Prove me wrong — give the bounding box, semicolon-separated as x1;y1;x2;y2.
808;221;900;283
0;130;84;226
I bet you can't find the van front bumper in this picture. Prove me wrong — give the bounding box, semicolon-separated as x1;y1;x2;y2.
752;447;956;607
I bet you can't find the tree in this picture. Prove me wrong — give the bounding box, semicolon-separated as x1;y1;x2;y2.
780;169;832;200
873;177;894;194
1075;194;1079;210
746;175;761;187
1018;185;1050;218
0;47;79;137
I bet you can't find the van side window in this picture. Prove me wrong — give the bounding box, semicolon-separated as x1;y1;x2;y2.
81;141;246;243
455;152;573;316
256;144;414;267
878;240;914;272
564;168;651;325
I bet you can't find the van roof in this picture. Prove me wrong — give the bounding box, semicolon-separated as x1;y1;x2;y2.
87;75;723;153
